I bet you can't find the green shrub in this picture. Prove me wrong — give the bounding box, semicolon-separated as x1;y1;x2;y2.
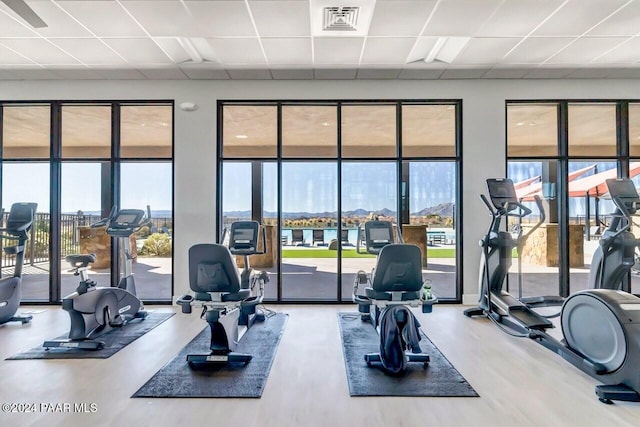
139;233;172;257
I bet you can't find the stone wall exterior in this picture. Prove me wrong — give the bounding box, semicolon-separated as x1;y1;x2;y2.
78;226;138;269
520;223;584;267
235;224;276;269
402;224;428;267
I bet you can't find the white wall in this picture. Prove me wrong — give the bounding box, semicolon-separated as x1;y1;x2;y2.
2;78;640;302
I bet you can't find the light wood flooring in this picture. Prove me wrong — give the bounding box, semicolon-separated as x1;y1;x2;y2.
1;304;639;427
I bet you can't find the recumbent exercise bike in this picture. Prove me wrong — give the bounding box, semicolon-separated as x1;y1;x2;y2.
352;220;437;374
178;220;268;367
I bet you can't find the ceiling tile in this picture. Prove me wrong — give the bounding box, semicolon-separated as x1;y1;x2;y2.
422;0;503;36
546;37;628;64
207;38;266;64
59;1;146;37
313;68;357;79
593;38;640;64
184;1;256;37
503;37;575;63
227;68;272;79
588;1;640;36
524;67;574;78
482;67;530;79
26;1;93;38
454;38;521;64
120;0;191;37
103;38;172;64
249;1;310;37
476;0;565;37
361;37;416;64
0;39;80;65
261;38;311;64
356;68;401;79
50;38;127;65
271;68;314;79
179;67;230;80
397;68;444;79
533;0;629;36
313;37;364;64
0;10;38;37
369;1;437;37
138;67;188;79
92;67;146;80
440;67;490;79
405;37;439;63
0;43;33;65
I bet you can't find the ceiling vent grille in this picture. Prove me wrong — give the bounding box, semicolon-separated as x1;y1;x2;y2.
323;7;359;31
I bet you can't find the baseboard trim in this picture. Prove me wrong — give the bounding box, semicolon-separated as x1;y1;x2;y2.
462;294;479;306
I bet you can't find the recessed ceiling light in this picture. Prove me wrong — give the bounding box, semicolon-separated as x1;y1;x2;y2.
322;122;330;126
235;134;248;139
528;122;537;126
160;122;169;127
516;122;525;126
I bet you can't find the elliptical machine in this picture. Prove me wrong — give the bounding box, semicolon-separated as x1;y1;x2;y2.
352;220;437;374
177;221;267;367
588;178;640;292
0;203;37;326
43;208;148;350
465;178;640;404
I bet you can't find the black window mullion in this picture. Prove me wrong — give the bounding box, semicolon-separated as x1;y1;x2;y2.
276;103;282;302
337;103;342;301
110;103;121;288
618;101;629;177
50;102;62;303
558;101;570;298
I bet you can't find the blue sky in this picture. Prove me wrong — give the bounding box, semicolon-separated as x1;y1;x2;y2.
223;161;457;213
2;162;172;213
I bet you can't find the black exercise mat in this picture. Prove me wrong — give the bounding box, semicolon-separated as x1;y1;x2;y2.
7;312;174;360
338;312;478;397
132;313;288;398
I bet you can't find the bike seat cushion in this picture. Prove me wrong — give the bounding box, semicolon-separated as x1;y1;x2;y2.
189;243;242;294
365;287;421;301
371;244;423;293
65;254;96;266
194;289;251;302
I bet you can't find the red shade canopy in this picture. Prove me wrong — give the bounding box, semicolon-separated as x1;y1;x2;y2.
516;164;597;200
568;162;640;197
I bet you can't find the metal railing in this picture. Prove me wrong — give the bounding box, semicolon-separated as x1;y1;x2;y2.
1;212;173;269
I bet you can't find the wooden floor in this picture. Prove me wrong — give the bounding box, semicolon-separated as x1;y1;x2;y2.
1;304;639;427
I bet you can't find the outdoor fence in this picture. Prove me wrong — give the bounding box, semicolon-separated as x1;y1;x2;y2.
1;212;172;269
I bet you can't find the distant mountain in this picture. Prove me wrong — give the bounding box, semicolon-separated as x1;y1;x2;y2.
413;202;454;217
224;208;404;218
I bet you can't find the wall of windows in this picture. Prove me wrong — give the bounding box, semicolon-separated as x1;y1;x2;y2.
0;101;174;303
507;100;637;297
219;100;461;302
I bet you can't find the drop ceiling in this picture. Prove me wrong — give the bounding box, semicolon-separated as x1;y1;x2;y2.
1;0;640;80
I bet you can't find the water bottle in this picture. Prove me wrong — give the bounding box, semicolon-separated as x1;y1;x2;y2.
422;280;432;301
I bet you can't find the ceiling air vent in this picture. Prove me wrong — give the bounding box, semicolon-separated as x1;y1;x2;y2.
323;6;359;31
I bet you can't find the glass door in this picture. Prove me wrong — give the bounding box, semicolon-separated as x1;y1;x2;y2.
281;162;338;301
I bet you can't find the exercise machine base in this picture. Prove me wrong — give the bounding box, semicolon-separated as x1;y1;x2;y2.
364;352;430;368
43;339;105;350
595;384;640;404
6;315;32;324
187;352;252;367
